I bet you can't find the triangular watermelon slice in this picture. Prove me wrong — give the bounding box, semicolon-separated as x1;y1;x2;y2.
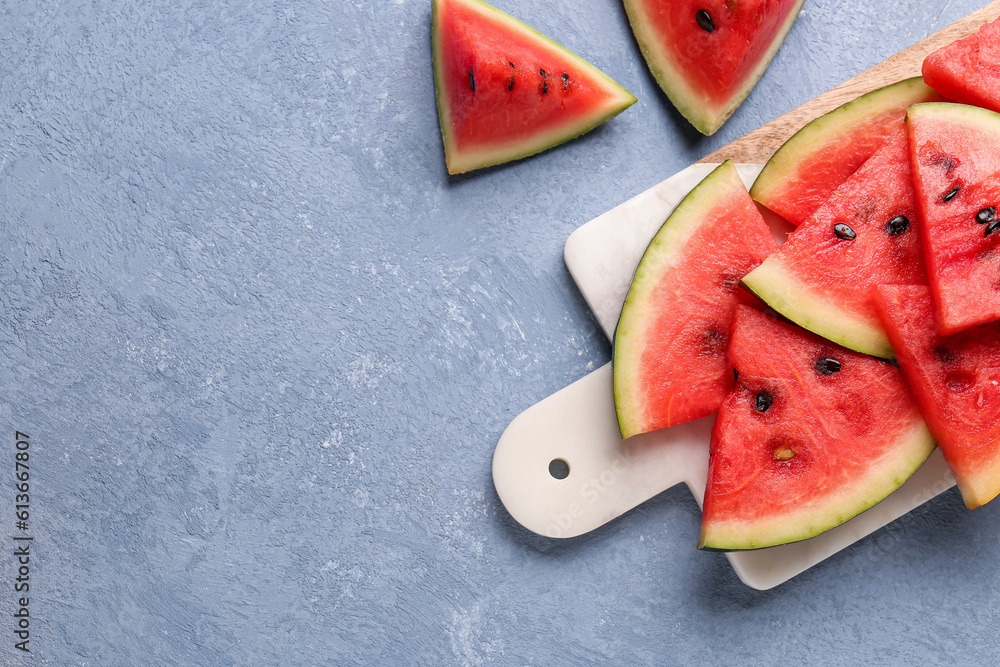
923;17;1000;115
613;162;777;439
875;284;1000;509
907;102;1000;335
742;125;927;359
750;77;944;226
622;0;805;135
432;0;636;174
699;306;935;551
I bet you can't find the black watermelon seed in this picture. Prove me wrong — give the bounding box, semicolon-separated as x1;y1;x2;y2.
540;69;548;94
986;220;1000;238
507;77;515;91
977;207;996;224
815;357;842;375
733;369;739;382
833;223;856;240
755;390;773;413
696;9;715;31
885;215;910;236
943;186;960;202
468;67;475;92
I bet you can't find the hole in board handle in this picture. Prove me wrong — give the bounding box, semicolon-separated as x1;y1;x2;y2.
548;458;570;480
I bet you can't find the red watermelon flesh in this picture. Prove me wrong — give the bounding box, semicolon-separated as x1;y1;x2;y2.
923;17;1000;115
742;125;927;359
432;0;636;174
699;306;935;551
875;284;1000;509
750;77;944;226
622;0;805;135
907;102;1000;335
613;162;777;439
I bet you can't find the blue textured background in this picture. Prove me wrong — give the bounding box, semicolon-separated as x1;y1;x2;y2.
1;0;997;664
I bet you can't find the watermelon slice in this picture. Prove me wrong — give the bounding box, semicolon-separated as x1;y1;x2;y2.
613;161;777;439
622;0;805;136
875;285;1000;509
907;102;1000;335
750;77;944;225
742;126;927;359
699;306;936;551
923;17;1000;115
432;0;637;174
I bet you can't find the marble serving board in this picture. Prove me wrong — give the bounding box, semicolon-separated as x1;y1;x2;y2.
493;164;955;590
493;1;1000;589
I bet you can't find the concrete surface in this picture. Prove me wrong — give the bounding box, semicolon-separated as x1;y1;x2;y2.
0;0;997;664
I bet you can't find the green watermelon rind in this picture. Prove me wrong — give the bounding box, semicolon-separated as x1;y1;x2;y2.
432;0;637;174
622;0;805;136
750;77;941;217
698;418;936;551
741;260;896;359
613;161;744;439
